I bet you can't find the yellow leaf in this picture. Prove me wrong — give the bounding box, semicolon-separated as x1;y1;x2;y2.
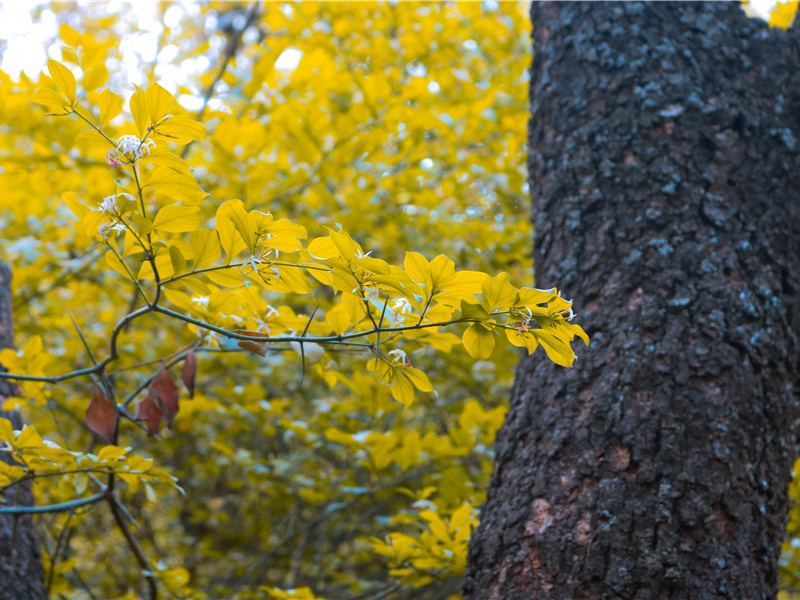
105;250;133;280
153;205;202;233
31;88;71;110
61;192;89;220
98;89;124;126
462;323;495;359
146;147;192;173
307;236;340;259
272;264;311;294
74;129;109;148
401;367;433;393
205;268;245;288
1;397;21;411
129;84;149;137
47;59;76;105
404;251;430;286
391;375;415;408
146;82;173;122
138;251;175;280
449;504;474;533
189;229;221;269
0;418;13;443
267;219;307;240
429;254;455;288
518;286;558;307
169;244;188;274
154;114;205;144
481;273;518;312
16;426;43;449
144;166;207;204
327;229;361;259
770;0;799;28
219;199;254;251
97;446;127;462
570;323;590;346
533;329;575;367
506;327;538;353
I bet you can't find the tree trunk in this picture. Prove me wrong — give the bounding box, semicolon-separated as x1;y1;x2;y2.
0;263;46;600
464;3;800;599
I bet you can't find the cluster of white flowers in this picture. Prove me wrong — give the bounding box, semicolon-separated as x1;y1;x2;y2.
98;195;119;214
97;192;135;216
115;135;156;162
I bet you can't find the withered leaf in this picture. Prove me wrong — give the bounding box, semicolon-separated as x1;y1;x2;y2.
136;393;163;436
85;388;117;444
237;339;267;356
151;368;180;427
181;350;198;398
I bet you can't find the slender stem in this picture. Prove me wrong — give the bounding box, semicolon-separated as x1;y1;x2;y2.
46;511;75;594
107;493;158;600
71;109;117;148
106;243;151;304
0;492;105;515
131;163;149;220
160;259;329;286
153;304;466;343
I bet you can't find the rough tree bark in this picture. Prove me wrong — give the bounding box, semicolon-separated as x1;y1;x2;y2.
0;263;46;599
465;3;800;599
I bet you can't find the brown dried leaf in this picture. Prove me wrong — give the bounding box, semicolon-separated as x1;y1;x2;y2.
181;351;198;398
85;388;117;444
151;368;180;426
135;394;163;436
235;329;272;338
237;339;267;356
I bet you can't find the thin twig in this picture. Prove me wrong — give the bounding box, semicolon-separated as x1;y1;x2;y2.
0;492;105;515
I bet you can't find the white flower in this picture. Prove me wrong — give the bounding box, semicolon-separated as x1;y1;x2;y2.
115;135;156;162
191;295;210;308
97;222;125;239
392;297;413;315
246;254;262;273
254;305;279;333
98;195;119;214
356;285;380;302
387;348;411;366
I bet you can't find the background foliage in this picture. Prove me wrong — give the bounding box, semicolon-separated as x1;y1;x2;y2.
0;3;539;599
0;2;798;599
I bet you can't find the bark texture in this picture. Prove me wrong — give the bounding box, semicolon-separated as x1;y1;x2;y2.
464;3;800;599
0;263;46;600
